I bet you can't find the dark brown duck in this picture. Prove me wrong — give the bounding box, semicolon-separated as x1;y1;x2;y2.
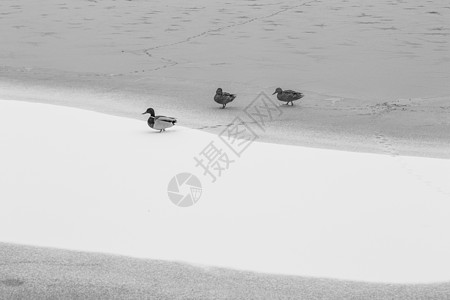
214;88;236;109
272;88;304;106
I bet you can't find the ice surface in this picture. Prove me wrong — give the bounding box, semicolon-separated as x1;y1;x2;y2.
0;0;449;100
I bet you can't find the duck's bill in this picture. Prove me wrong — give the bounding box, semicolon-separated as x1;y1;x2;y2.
272;91;277;95
142;112;147;114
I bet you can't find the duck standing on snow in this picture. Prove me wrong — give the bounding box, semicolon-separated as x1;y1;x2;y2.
272;87;304;106
142;108;177;132
214;88;236;109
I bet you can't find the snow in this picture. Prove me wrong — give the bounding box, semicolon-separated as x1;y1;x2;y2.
0;99;450;284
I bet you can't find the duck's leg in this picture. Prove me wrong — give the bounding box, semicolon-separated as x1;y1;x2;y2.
159;129;163;133
222;104;226;109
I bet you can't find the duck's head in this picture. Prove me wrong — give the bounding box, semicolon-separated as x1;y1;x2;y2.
272;87;283;95
142;108;155;116
216;88;223;95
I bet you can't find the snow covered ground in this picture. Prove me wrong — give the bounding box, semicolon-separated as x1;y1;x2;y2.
1;99;449;284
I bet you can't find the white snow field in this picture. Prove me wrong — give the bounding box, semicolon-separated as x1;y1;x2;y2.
0;99;450;284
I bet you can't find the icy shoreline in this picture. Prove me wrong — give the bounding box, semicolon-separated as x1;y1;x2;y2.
1;70;449;160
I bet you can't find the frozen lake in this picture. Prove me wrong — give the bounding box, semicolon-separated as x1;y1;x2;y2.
1;0;449;101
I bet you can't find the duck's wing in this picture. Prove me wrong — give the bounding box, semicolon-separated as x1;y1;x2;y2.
284;90;301;95
284;90;304;100
223;92;236;100
156;116;177;123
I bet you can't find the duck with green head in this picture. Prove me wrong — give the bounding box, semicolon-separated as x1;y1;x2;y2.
272;87;304;106
142;108;177;132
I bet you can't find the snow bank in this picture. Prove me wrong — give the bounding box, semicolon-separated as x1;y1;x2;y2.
0;100;449;283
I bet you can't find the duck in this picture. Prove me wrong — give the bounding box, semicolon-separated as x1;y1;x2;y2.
142;108;177;132
214;88;236;109
272;87;304;106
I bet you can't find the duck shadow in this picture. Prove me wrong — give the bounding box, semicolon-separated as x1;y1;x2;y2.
278;103;304;109
140;129;179;135
208;106;241;111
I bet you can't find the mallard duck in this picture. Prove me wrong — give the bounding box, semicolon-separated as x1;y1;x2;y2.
142;108;177;132
214;88;236;109
272;87;304;106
